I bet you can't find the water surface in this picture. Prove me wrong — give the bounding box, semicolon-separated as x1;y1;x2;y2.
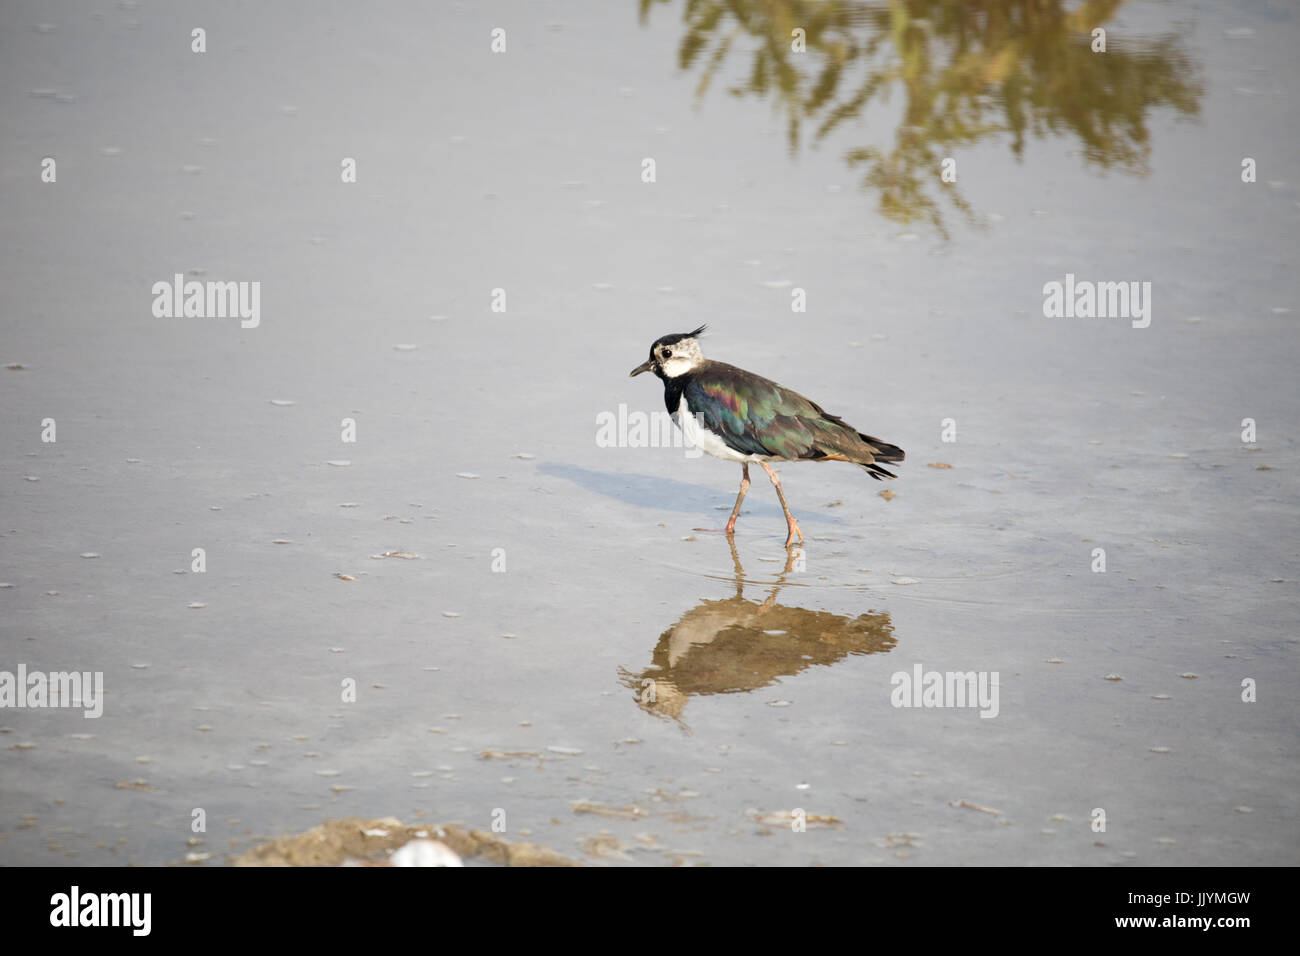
1;0;1296;865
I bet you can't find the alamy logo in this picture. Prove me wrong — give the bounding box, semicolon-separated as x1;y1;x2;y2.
0;665;103;718
890;664;1000;718
151;274;260;328
1042;272;1151;328
50;886;150;936
596;403;705;458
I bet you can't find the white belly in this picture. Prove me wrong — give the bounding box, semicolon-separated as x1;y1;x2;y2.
676;395;766;463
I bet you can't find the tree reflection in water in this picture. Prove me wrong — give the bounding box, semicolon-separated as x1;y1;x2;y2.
640;0;1202;235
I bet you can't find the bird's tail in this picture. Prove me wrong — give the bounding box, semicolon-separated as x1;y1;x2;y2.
858;434;904;481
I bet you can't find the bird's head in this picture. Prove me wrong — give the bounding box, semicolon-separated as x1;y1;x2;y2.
629;325;707;380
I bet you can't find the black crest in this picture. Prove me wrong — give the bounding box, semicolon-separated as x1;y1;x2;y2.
653;324;707;349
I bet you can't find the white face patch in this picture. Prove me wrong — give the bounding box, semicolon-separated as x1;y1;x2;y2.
656;338;705;378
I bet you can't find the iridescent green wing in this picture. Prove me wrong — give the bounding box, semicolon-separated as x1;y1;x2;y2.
685;362;849;460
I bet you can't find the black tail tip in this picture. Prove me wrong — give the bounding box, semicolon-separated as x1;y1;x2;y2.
860;434;905;462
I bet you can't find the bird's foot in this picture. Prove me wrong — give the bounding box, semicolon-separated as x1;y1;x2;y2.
783;518;804;548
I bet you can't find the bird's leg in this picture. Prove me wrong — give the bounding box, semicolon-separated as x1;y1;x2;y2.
759;462;803;548
724;463;750;535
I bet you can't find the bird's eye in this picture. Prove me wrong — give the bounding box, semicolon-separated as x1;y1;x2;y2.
663;349;673;358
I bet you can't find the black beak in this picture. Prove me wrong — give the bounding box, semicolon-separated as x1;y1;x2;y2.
629;360;653;378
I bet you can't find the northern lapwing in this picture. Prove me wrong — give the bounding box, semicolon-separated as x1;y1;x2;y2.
630;326;904;547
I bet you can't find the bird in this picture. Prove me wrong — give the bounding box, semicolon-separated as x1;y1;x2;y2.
629;326;904;547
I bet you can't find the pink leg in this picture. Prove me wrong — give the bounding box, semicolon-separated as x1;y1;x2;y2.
759;462;803;548
725;463;750;535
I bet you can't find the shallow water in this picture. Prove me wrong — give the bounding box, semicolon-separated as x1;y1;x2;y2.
1;0;1297;865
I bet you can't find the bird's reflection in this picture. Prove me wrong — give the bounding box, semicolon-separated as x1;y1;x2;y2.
621;539;895;726
640;0;1203;236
